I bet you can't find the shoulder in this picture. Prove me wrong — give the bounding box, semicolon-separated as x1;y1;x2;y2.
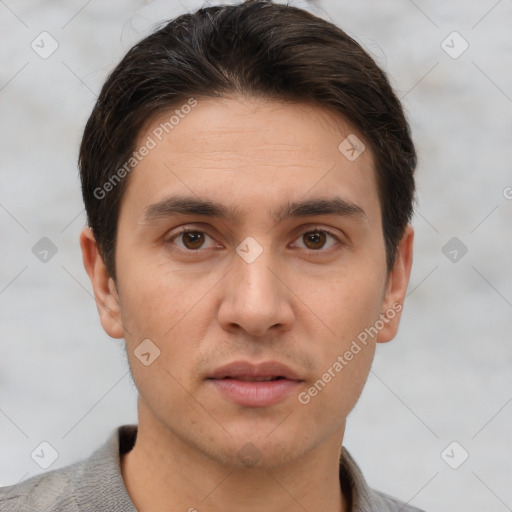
371;489;426;511
339;447;426;512
0;462;82;512
0;424;137;512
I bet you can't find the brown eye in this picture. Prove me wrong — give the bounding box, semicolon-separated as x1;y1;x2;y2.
168;229;217;251
181;231;205;250
303;231;327;250
291;228;341;252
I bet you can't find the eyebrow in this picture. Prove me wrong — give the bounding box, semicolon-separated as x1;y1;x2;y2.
141;195;366;225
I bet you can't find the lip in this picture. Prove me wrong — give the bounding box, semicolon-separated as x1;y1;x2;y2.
207;360;303;407
208;360;302;381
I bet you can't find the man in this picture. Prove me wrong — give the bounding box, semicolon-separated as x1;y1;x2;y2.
0;0;422;510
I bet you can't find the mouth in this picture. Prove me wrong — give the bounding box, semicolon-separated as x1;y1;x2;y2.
206;361;303;407
216;376;288;382
207;360;303;381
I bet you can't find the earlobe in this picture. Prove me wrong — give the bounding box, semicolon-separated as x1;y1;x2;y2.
79;227;125;339
376;225;414;344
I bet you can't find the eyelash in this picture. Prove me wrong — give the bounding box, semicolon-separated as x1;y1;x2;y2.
165;225;343;254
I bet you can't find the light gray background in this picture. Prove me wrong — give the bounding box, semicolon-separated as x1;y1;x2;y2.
1;1;511;510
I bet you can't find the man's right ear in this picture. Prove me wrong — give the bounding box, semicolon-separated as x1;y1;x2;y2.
79;227;125;339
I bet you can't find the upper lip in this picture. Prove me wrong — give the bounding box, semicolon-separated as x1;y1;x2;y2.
208;360;303;381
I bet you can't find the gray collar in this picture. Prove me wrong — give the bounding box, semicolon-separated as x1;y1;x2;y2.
71;424;419;512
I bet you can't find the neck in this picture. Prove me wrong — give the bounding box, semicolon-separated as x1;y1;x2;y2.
121;404;348;512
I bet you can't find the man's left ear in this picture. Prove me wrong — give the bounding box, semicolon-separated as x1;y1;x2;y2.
377;224;414;344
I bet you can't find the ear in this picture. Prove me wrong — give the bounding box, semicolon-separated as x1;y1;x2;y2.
376;224;414;344
79;227;125;339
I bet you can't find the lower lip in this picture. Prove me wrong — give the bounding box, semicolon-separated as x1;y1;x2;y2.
208;378;302;407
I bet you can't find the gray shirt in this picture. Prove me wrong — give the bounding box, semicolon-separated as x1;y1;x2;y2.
0;425;424;511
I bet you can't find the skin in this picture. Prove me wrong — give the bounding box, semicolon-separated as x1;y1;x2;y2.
80;95;414;512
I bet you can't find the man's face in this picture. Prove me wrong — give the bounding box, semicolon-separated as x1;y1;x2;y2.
84;96;412;468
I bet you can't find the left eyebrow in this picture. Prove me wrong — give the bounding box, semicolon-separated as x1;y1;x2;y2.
275;197;366;223
141;194;367;225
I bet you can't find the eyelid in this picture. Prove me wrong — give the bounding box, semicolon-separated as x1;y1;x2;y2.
165;226;219;249
289;225;343;251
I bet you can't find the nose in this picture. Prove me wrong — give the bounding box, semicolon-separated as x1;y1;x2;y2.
217;243;294;337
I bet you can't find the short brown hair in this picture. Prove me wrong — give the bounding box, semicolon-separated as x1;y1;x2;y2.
79;0;416;281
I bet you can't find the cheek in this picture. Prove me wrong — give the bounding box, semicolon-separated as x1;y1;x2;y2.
117;252;196;337
293;268;383;410
298;327;377;424
314;343;376;427
116;258;210;387
300;265;385;341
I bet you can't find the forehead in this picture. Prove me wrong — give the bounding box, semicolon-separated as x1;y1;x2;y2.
119;96;380;227
141;96;368;162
